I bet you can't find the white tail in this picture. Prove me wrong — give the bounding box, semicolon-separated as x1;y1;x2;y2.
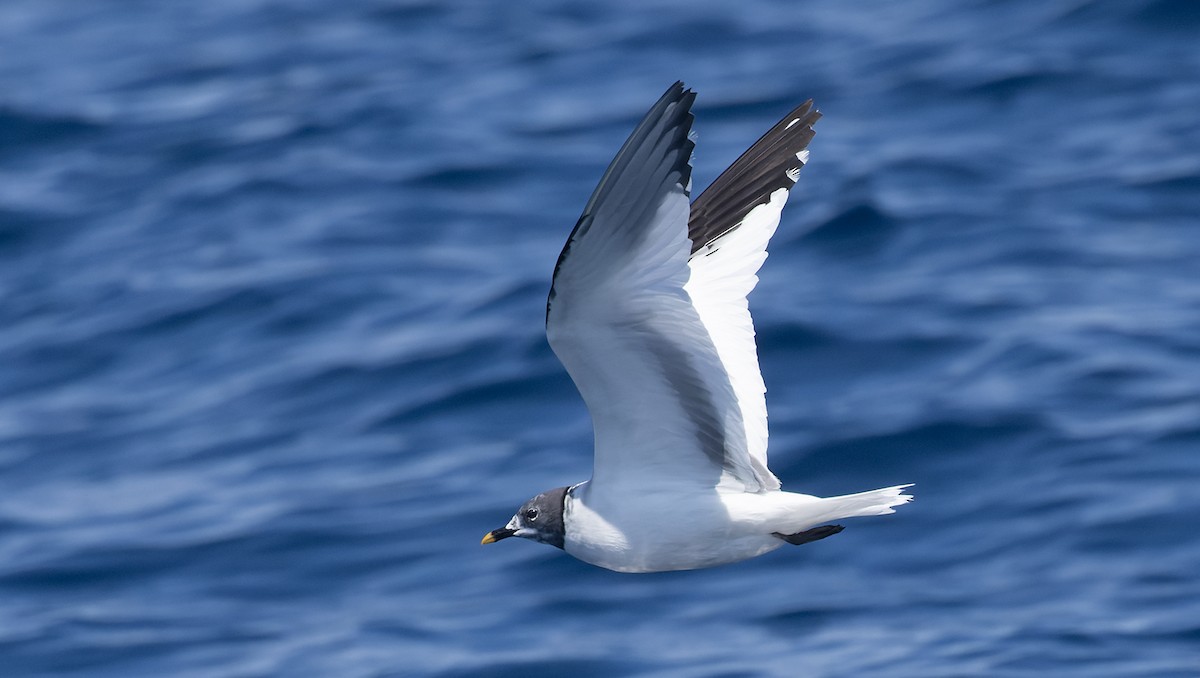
807;484;914;524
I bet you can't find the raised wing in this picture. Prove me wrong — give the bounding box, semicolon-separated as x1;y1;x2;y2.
685;101;821;490
546;82;774;493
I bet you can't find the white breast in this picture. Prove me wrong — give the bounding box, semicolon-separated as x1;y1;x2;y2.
562;482;786;573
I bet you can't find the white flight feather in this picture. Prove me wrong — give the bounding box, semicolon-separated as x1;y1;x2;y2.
685;187;793;492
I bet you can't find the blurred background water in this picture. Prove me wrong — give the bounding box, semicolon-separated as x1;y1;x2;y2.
1;0;1199;676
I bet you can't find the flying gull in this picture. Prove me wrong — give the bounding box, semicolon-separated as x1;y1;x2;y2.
482;82;912;573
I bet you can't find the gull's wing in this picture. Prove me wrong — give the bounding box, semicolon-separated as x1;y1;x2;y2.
685;101;822;491
546;82;774;493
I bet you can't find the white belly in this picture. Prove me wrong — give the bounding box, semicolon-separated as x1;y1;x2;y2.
562;482;787;573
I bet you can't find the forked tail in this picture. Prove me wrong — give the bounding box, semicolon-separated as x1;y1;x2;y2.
810;484;914;523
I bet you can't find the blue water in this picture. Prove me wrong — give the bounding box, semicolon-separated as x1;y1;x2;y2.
2;1;1199;676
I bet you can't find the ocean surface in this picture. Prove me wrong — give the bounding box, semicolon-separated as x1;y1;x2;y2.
2;1;1198;676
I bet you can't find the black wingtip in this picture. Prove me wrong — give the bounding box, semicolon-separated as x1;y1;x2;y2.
687;97;821;256
545;81;698;324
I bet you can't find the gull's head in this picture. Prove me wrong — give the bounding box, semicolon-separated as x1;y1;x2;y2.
481;486;568;550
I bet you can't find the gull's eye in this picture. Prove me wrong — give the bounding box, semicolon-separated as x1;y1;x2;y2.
524;508;539;521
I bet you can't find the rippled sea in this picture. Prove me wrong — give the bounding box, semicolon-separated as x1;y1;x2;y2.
2;1;1199;676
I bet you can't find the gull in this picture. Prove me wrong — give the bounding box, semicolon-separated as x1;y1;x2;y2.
482;82;912;573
